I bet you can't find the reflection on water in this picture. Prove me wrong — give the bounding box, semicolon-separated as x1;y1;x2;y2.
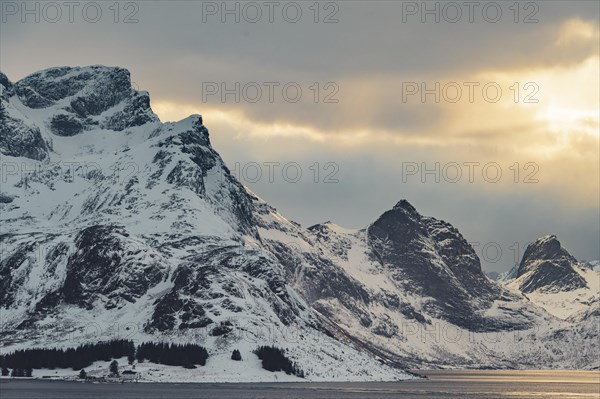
411;370;600;398
422;369;600;383
0;370;598;399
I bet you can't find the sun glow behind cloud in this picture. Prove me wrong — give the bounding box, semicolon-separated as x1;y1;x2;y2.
149;17;599;210
535;57;600;139
153;54;599;151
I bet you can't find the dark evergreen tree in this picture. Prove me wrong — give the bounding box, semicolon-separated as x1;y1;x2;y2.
0;357;8;377
253;346;303;377
231;349;242;361
25;367;32;377
11;368;23;377
79;369;87;379
134;342;209;367
109;360;119;376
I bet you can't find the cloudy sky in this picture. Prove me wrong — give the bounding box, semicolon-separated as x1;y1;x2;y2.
1;0;598;272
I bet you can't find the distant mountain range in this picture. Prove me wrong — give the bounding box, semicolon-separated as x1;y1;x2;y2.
0;66;598;381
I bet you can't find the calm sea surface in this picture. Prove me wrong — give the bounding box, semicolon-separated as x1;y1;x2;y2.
0;370;598;398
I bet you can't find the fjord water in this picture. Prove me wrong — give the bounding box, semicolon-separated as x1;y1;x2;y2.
1;370;598;399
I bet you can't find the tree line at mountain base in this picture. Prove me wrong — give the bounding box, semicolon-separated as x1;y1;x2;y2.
0;340;209;373
1;341;304;378
135;342;209;367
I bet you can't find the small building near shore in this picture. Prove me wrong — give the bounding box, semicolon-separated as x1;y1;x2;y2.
122;370;138;380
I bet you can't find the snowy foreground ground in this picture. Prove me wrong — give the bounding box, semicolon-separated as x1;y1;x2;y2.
0;355;415;383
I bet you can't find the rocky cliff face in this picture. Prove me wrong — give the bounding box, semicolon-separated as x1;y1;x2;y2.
15;66;157;132
1;71;49;160
515;235;587;293
504;236;598;322
1;66;597;374
366;200;505;330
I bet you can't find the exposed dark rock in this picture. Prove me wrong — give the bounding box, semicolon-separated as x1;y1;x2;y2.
149;291;183;331
0;71;14;99
372;315;398;338
102;91;158;130
366;200;503;330
50;114;84;136
16;67;89;108
0;242;36;308
210;321;234;336
0;105;48;160
516;236;587;293
63;225;165;308
0;193;15;203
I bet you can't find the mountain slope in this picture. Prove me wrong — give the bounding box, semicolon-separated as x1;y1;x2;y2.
0;66;410;381
505;236;599;320
254;199;598;369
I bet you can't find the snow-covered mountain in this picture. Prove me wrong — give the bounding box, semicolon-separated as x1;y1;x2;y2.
504;236;599;321
255;201;598;369
0;66;408;382
1;66;598;378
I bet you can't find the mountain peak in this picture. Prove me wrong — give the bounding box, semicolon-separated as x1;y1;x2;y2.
393;199;417;213
519;235;575;271
515;235;585;293
15;65;133;109
4;65;158;144
190;114;203;124
534;234;559;245
20;65;130;85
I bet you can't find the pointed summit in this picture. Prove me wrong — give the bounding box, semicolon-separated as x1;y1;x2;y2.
393;199;418;214
515;235;586;293
365;199;504;330
517;235;577;277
